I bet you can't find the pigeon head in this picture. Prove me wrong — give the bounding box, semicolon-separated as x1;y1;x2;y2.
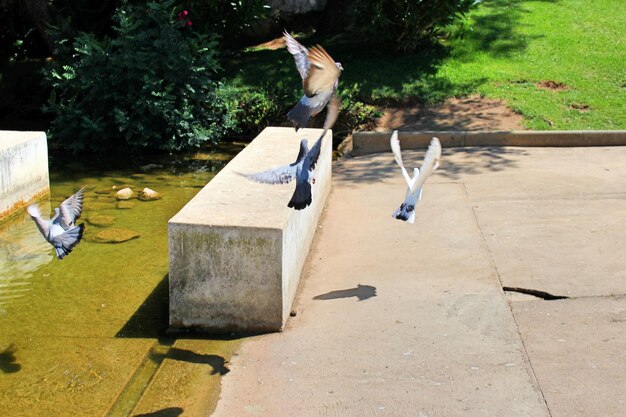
335;62;344;71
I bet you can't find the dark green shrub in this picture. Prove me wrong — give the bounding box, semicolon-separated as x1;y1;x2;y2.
353;0;478;52
43;0;237;153
339;85;381;132
228;83;299;135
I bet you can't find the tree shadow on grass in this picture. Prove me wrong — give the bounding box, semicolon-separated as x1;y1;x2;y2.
452;0;551;62
226;0;548;107
227;39;478;105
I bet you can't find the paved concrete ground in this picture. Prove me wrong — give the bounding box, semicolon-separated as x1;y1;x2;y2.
211;146;626;417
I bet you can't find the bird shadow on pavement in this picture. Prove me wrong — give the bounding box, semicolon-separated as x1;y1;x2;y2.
133;407;184;417
149;348;231;376
313;284;377;301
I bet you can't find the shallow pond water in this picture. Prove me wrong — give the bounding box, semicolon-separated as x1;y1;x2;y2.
0;142;245;416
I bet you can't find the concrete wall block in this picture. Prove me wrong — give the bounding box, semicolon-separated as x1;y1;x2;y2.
168;127;332;333
0;131;50;220
169;225;284;332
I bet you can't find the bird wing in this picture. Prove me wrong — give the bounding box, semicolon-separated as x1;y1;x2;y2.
323;94;341;131
237;138;310;185
390;131;413;188
59;186;86;229
303;45;341;97
51;224;84;260
408;137;442;196
303;132;325;174
27;204;50;240
283;31;310;80
300;96;338;173
294;138;310;164
238;164;299;185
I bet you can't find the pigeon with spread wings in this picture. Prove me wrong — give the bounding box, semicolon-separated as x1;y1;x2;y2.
240;96;340;210
283;30;342;131
27;187;86;259
391;133;441;223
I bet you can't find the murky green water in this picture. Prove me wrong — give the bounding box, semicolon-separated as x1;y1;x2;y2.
0;142;245;416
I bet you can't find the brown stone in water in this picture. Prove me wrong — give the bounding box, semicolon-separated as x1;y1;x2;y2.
86;215;115;227
85;228;140;244
116;201;135;210
138;187;161;201
115;187;133;200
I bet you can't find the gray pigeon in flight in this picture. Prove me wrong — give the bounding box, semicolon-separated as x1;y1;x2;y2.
27;187;86;259
240;95;340;210
391;132;441;223
283;30;343;131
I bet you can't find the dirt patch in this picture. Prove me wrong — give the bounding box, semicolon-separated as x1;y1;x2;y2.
537;80;568;91
375;95;524;132
569;103;590;112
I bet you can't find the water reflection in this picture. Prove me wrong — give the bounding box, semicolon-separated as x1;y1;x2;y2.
0;201;53;312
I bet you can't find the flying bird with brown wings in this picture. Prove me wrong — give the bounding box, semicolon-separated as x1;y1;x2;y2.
283;31;343;131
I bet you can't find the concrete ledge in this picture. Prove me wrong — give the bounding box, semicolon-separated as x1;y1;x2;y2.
352;130;626;155
168;127;332;333
0;131;50;221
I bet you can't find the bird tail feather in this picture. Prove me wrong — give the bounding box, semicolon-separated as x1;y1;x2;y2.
287;101;311;131
288;181;312;210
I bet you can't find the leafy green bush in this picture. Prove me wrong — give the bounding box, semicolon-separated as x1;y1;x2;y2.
223;84;293;136
353;0;478;52
338;85;381;132
43;0;237;153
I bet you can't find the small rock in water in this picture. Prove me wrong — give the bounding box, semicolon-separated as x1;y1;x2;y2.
115;201;135;210
86;215;115;227
85;228;140;243
138;187;161;201
115;187;133;200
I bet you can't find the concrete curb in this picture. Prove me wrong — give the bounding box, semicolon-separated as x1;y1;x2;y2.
351;130;626;155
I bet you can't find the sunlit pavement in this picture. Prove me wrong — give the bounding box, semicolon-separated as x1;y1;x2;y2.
211;146;626;417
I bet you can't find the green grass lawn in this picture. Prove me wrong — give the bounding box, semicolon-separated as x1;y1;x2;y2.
227;0;625;130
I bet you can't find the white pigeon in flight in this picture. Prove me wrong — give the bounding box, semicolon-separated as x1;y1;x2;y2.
391;132;441;223
27;187;86;259
240;95;340;210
